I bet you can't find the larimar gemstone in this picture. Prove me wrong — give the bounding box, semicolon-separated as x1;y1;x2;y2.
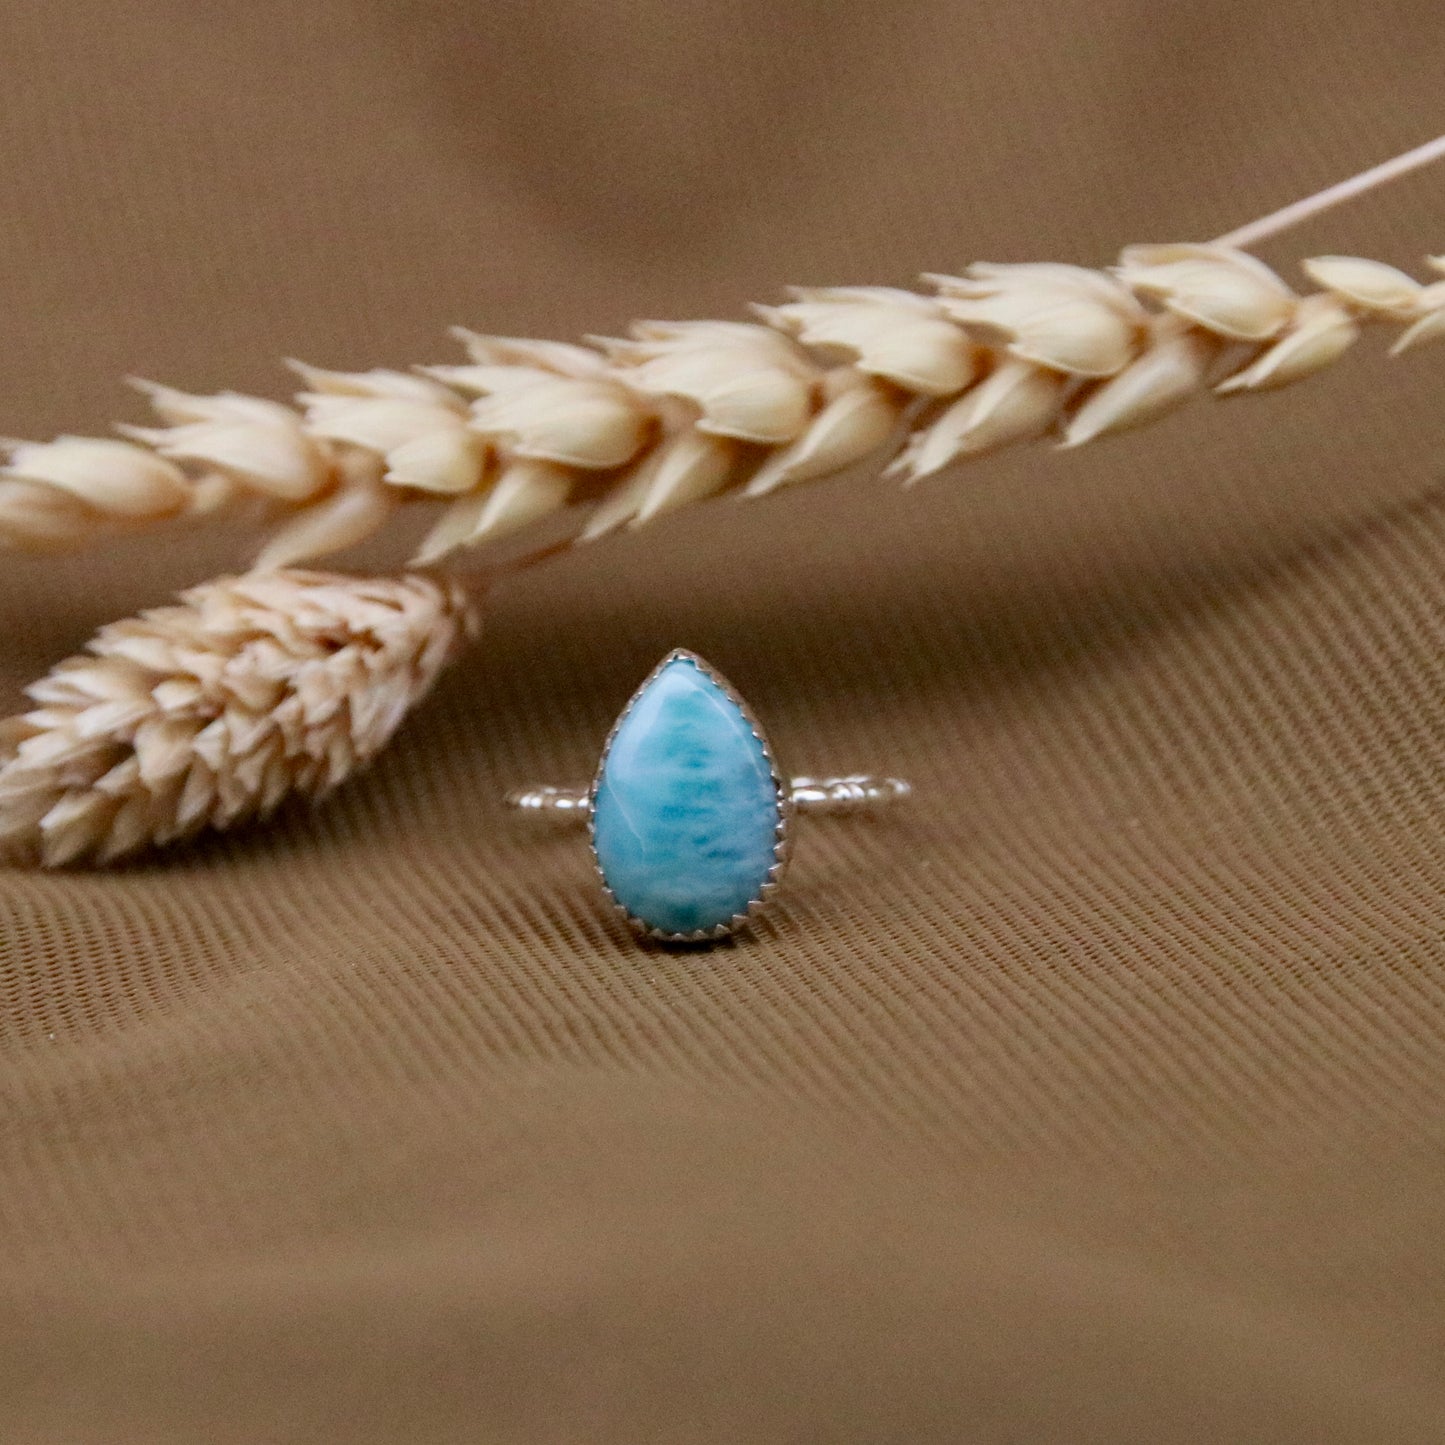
592;653;782;936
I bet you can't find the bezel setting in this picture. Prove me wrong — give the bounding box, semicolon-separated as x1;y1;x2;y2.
587;649;793;943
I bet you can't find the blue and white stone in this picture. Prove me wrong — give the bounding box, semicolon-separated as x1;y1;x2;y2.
591;653;783;937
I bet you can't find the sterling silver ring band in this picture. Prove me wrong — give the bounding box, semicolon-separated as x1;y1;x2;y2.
506;774;912;820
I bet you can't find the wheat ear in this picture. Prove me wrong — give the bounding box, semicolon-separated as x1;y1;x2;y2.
2;245;1443;571
5;245;1445;867
6;118;1445;869
0;570;476;866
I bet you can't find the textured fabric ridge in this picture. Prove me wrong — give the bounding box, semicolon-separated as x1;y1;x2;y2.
2;1;1445;1440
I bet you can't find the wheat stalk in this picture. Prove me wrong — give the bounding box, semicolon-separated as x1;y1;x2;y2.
4;245;1445;866
0;570;476;865
6;127;1445;867
2;244;1442;573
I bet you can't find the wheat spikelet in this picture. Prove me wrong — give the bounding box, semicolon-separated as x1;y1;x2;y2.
0;570;477;866
2;244;1443;571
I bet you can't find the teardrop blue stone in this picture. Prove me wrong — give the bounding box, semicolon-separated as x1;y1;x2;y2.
591;654;783;937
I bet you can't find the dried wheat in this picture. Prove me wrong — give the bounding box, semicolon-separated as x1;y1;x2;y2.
0;570;476;866
5;239;1445;868
3;245;1443;571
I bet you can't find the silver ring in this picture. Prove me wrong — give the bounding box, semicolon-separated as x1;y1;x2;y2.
506;775;913;818
506;650;910;944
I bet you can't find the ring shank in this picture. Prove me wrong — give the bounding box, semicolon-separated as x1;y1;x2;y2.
786;775;912;813
506;775;910;819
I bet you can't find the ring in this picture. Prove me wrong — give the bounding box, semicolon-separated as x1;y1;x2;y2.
506;650;910;943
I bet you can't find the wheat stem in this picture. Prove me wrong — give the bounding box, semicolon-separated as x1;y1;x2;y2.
1214;133;1445;250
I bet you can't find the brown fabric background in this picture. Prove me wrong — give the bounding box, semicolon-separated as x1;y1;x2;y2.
3;2;1445;1439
